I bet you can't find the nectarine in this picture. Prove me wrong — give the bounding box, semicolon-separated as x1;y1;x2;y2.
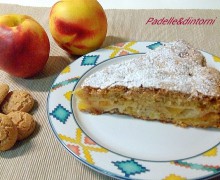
0;14;50;78
49;0;107;55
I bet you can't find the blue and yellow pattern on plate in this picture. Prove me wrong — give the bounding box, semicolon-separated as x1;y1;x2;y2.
47;42;220;180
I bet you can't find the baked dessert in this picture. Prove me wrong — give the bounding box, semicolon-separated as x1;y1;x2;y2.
0;83;9;105
74;40;220;128
0;113;18;151
7;111;36;141
1;90;34;114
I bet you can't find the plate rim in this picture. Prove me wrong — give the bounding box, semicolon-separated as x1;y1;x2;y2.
70;53;220;163
47;41;220;180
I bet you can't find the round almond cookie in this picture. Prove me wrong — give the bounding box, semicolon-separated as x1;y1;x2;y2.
7;111;36;141
1;90;34;114
0;83;9;105
0;113;18;151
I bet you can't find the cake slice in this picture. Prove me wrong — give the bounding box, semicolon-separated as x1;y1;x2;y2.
74;40;220;128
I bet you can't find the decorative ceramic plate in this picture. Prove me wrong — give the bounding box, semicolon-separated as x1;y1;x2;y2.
47;41;220;180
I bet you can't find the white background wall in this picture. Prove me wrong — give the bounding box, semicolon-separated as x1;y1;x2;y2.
0;0;220;9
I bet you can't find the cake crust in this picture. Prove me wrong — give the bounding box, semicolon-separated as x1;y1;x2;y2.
74;85;220;128
82;40;219;97
74;40;220;128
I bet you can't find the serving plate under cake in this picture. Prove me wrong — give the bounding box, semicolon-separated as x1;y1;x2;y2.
47;41;220;180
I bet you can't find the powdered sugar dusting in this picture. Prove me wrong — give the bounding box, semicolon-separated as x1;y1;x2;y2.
82;40;220;97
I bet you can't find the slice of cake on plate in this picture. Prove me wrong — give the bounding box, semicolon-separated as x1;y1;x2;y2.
74;40;220;128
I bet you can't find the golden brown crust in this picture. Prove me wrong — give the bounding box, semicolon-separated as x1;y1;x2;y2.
82;85;220;107
74;85;220;128
81;40;220;97
74;40;220;129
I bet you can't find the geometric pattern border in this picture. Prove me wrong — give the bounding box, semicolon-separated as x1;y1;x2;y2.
48;41;220;180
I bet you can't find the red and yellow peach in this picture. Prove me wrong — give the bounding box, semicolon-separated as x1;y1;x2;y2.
0;14;50;78
49;0;107;55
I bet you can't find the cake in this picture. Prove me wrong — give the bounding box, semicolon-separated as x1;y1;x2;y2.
74;40;220;128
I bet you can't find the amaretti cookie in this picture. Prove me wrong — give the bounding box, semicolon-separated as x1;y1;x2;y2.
7;111;36;140
1;90;34;114
0;113;18;151
0;83;9;105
